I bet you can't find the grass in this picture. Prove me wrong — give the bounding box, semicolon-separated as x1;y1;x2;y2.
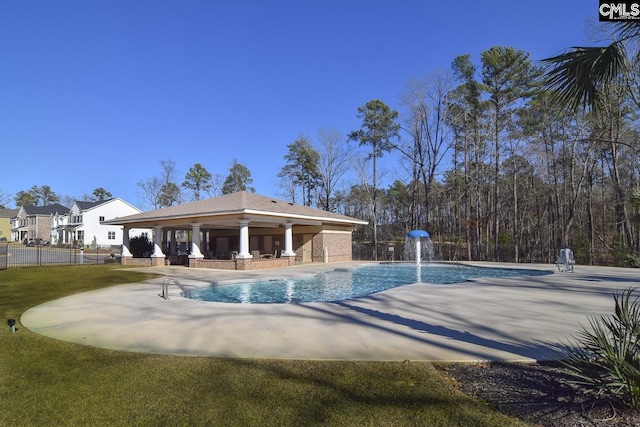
0;265;526;426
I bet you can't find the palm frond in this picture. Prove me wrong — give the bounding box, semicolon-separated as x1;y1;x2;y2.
542;42;629;111
560;287;640;407
618;21;640;42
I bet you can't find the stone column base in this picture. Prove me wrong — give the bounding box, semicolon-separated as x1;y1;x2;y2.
150;256;166;267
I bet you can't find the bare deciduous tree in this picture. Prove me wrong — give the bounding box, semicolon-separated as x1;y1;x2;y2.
316;127;352;212
398;71;455;230
137;159;182;210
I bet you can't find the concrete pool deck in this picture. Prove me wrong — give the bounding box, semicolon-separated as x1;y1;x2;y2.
20;262;640;362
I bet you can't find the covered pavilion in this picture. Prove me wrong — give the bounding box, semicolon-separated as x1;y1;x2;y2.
102;191;368;270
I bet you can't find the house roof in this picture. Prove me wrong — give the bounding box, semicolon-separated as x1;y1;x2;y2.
0;208;19;218
103;191;367;229
21;203;70;216
75;200;110;211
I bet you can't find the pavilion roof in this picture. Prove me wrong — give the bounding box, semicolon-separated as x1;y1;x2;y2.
102;191;367;228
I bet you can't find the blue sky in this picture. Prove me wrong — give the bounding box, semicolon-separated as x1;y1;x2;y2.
1;1;596;209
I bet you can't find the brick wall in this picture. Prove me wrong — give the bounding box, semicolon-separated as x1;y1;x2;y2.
121;257;152;267
191;259;236;270
191;257;295;270
312;229;353;262
36;216;51;240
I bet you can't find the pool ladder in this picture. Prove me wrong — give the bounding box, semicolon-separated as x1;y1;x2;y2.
452;257;461;268
161;278;191;300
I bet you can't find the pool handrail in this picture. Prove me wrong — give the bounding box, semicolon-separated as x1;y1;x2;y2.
161;277;191;300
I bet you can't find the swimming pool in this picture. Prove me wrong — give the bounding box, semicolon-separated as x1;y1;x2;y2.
188;263;552;304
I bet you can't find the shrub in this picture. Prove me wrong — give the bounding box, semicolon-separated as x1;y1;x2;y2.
611;245;636;267
627;253;640;268
560;287;640;407
103;255;119;264
572;236;590;264
129;235;153;258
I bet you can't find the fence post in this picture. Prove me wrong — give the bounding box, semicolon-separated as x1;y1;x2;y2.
0;243;7;270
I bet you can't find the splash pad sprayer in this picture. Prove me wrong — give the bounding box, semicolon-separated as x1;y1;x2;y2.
406;230;430;267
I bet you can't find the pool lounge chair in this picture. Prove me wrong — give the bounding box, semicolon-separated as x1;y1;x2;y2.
556;248;575;272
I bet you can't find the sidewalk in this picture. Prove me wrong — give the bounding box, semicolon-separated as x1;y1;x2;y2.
20;262;640;362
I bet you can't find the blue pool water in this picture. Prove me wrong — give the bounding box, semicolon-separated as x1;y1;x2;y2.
188;263;551;304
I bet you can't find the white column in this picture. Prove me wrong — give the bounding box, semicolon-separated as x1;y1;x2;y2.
282;221;295;257
121;226;132;257
151;226;164;258
189;223;204;258
237;219;252;258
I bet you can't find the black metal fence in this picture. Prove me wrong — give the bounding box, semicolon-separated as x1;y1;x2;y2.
0;243;120;269
352;241;625;266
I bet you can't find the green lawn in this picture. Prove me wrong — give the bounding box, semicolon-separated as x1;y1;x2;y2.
0;265;526;426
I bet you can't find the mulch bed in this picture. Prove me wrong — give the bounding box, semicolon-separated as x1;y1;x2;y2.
443;362;640;426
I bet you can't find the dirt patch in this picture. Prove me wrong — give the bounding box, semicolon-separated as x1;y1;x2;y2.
443;362;640;426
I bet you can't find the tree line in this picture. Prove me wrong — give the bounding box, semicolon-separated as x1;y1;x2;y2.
283;28;640;267
3;159;257;211
135;158;256;209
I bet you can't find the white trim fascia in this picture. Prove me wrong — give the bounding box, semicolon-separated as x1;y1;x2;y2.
318;229;353;234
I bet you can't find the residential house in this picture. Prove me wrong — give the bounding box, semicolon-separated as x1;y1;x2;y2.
11;203;70;243
0;208;19;242
57;198;150;247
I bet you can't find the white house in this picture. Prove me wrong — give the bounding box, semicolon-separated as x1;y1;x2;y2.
56;198;150;247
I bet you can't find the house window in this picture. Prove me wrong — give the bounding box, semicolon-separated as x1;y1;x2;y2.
77;231;84;243
99;216;105;222
108;231;115;240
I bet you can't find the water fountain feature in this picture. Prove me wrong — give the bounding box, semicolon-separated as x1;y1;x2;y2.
404;230;433;266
